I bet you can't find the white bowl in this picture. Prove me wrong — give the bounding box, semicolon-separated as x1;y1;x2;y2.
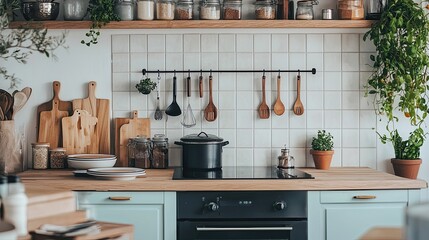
0;221;17;240
68;159;116;169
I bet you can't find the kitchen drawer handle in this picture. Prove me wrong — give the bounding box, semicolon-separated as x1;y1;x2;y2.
353;195;376;199
196;227;293;231
108;196;132;201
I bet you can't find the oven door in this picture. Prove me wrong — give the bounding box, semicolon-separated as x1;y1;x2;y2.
177;220;307;240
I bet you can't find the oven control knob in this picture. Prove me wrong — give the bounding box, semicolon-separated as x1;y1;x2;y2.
205;202;219;212
273;201;286;211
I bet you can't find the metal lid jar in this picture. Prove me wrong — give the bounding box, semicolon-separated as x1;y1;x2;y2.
157;0;175;20
31;142;50;170
127;137;151;168
337;0;364;20
199;0;221;20
137;0;155;20
254;0;276;20
176;0;193;19
222;0;242;20
295;0;317;20
151;134;169;169
115;0;136;20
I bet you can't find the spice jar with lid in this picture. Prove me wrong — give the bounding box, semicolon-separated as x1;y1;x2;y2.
277;146;294;169
63;0;89;20
176;0;193;19
151;134;169;169
337;0;364;20
31;142;50;170
157;0;175;20
128;137;151;168
49;148;67;169
137;0;155;20
254;0;276;20
295;0;317;20
116;0;136;20
199;0;221;20
222;0;242;20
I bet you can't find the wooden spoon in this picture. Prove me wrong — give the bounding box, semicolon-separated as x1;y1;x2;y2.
293;73;304;115
21;87;32;100
204;75;217;121
273;75;285;116
0;106;4;121
12;91;28;119
258;75;270;119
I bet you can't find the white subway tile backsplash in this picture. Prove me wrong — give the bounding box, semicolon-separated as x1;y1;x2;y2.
359;34;376;52
306;91;323;110
342;53;360;71
289;108;307;128
201;52;219;71
236;110;253;128
223;149;236;166
360;148;377;168
112;92;130;110
254;148;272;166
342;110;359;128
183;53;200;72
307;34;323;53
324;53;341;71
272;129;289;147
236;34;254;52
112;53;129;73
324;34;342;52
293;148;307;167
219;110;236;129
219;92;236;110
342;129;359;147
360;53;374;71
130;92;148;111
237;72;253;91
307;72;323;91
324;72;341;91
271;53;288;71
254;53;271;73
342;72;360;90
254;34;271;53
359;110;376;129
289;34;306;52
271;111;289;129
307;53;323;73
147;53;165;71
130;52;147;72
166;34;183;53
201;34;219;52
219;34;236;53
254;129;271;147
113;73;130;92
219;129;236;147
342;91;360;109
341;34;359;52
236;148;254;167
306;110;324;129
237;91;253;109
288;53;307;73
324;91;342;109
324;110;342;129
359;71;372;90
360;129;377;148
342;148;360;166
329;129;342;148
219;73;236;91
148;35;165;52
360;91;374;110
130;35;147;53
237;129;253;147
271;34;288;53
290;129;307;148
184;34;200;53
112;35;129;53
219;53;236;70
330;148;342;167
254;111;271;129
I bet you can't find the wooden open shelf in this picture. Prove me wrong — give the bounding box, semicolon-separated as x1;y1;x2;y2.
9;20;375;29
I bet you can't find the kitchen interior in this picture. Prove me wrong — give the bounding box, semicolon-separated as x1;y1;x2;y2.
1;0;429;239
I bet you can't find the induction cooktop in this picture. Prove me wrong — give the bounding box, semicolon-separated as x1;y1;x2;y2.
172;167;314;180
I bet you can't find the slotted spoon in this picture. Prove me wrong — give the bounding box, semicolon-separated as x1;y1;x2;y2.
154;75;163;120
293;73;304;115
181;74;196;127
258;74;270;119
204;75;217;121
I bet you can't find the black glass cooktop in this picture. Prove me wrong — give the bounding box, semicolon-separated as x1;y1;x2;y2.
172;167;314;180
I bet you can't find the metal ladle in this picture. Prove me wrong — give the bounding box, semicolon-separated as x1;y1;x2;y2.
181;71;196;128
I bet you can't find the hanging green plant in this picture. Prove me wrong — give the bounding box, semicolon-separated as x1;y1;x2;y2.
136;77;157;95
81;0;120;46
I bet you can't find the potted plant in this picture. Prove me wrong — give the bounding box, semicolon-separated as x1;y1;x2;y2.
363;0;429;178
310;130;334;170
135;77;157;95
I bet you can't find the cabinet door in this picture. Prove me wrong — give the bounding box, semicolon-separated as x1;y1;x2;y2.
80;204;164;240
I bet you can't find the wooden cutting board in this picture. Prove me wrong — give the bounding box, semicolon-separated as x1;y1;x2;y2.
38;100;68;149
115;111;150;167
72;81;110;154
37;81;73;140
62;109;98;155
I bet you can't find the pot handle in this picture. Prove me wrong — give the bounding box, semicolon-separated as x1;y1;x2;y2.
198;132;209;138
221;141;229;146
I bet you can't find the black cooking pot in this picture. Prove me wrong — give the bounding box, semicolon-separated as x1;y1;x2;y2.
174;132;229;170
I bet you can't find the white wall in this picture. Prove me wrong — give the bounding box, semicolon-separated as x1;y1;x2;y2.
1;28;428;193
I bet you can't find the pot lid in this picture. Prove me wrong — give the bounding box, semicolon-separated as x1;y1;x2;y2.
180;132;223;142
152;134;168;142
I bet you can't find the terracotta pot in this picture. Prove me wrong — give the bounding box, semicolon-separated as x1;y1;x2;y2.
391;158;422;179
310;150;334;170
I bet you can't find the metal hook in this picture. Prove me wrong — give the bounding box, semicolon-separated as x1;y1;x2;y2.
188;69;191;78
298;69;301;77
210;69;212;77
278;70;281;78
263;69;265;77
157;70;160;79
200;69;203;77
174;70;176;77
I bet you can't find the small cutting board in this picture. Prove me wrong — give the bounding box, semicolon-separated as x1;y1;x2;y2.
115;111;150;167
72;81;110;154
62;109;98;155
37;81;73;140
38;100;69;149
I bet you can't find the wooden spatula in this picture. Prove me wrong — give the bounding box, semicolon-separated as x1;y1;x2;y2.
293;73;304;115
204;75;217;121
273;74;285;116
258;75;270;119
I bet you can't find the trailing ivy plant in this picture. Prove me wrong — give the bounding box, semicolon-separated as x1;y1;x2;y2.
363;0;429;159
311;130;334;151
81;0;120;46
0;0;66;88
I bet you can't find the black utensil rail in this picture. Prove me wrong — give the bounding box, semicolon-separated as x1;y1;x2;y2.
141;68;317;75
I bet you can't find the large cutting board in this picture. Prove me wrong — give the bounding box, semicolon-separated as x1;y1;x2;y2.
62;109;98;155
37;81;73;140
72;81;110;154
115;111;150;167
38;100;68;149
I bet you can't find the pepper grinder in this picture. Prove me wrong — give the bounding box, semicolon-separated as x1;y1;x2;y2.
277;146;295;169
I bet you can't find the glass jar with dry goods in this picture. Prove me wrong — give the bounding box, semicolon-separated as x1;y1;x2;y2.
63;0;89;20
277;147;294;169
337;0;364;20
199;0;221;20
176;0;193;19
49;148;67;169
157;0;175;20
254;0;276;20
31;142;50;170
295;0;317;20
116;0;136;20
222;0;242;20
151;134;169;169
137;0;155;20
127;137;151;168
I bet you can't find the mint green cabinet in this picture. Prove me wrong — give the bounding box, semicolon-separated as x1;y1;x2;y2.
76;191;176;240
308;190;421;240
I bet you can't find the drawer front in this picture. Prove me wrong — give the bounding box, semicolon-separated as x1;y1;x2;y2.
76;191;164;205
320;190;408;204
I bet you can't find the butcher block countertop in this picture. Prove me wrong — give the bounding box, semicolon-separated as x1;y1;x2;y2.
19;167;427;197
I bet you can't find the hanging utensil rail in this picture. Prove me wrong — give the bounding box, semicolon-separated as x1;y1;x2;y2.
142;68;317;75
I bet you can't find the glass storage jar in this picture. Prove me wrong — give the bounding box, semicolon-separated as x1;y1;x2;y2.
176;0;193;19
295;0;314;20
277;147;294;169
127;137;151;168
222;0;242;20
116;0;136;20
49;148;67;169
157;0;175;20
254;0;276;20
137;0;155;20
366;0;386;20
199;0;221;20
337;0;364;20
151;134;169;169
63;0;89;20
31;142;50;170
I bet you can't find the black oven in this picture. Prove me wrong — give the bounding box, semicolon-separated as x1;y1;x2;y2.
177;191;308;240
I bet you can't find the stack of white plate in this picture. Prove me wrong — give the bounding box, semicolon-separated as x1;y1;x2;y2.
87;167;146;180
67;154;117;169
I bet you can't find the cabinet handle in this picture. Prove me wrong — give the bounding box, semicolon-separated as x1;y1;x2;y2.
108;196;132;201
353;195;376;199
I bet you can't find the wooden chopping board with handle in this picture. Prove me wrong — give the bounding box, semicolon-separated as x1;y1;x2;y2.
116;111;150;167
37;81;73;140
62;109;98;155
72;81;110;154
38;100;69;149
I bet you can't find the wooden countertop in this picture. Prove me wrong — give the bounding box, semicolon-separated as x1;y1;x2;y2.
19;168;427;197
359;227;403;240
